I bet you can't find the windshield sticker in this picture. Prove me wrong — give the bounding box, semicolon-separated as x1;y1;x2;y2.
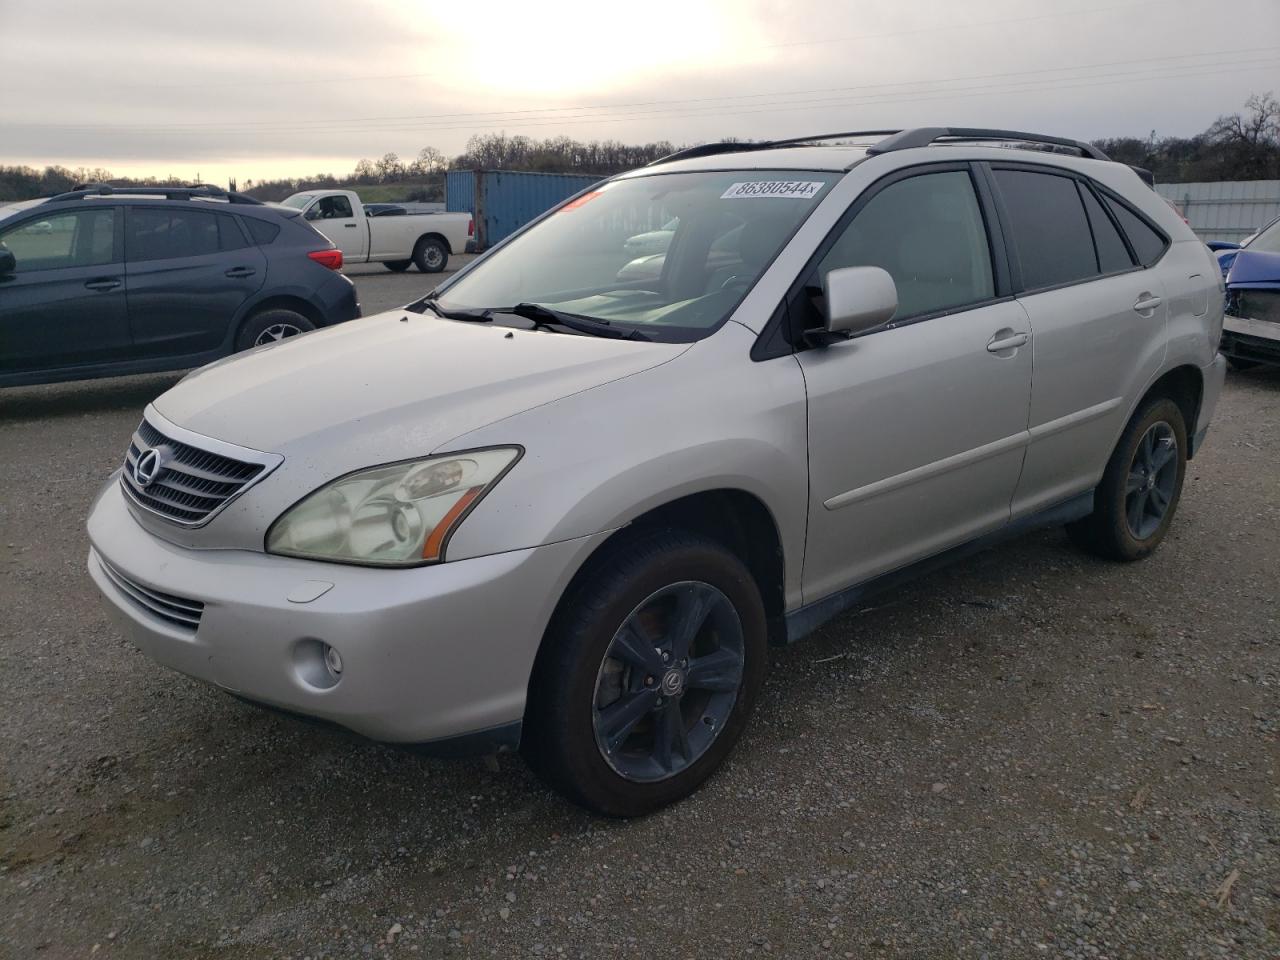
720;181;824;200
559;191;603;212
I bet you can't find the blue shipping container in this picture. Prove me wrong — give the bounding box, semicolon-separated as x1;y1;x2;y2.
446;169;603;250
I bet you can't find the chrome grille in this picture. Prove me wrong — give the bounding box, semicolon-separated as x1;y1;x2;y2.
119;413;275;526
98;555;204;631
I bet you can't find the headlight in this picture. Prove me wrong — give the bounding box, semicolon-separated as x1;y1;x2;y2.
266;447;521;566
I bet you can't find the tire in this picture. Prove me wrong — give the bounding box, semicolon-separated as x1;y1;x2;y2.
1227;357;1259;372
234;309;316;352
1065;396;1187;562
384;259;413;273
412;236;449;273
523;529;767;818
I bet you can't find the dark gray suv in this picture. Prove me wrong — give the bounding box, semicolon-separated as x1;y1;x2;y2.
0;184;361;387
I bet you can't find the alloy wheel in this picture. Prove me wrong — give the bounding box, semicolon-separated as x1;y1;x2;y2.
255;322;303;346
592;581;745;783
1125;420;1178;539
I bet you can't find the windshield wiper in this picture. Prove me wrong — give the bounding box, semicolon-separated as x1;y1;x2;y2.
414;298;492;322
504;302;651;341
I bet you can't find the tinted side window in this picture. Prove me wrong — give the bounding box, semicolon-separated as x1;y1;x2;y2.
1104;197;1167;266
217;214;248;251
1079;184;1134;273
816;170;994;321
243;217;281;245
994;169;1097;290
128;208;221;261
0;208;116;271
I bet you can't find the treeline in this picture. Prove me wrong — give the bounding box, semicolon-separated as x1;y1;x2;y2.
5;94;1277;204
1094;93;1280;182
239;136;678;202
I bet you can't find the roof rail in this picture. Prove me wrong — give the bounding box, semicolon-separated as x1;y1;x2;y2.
867;127;1110;161
648;131;903;167
46;183;264;205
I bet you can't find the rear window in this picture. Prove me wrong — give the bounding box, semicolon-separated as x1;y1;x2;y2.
127;208;244;261
994;169;1097;290
1079;184;1134;274
1103;197;1168;267
243;217;281;245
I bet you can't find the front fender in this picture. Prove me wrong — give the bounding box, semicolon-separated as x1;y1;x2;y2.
439;323;811;609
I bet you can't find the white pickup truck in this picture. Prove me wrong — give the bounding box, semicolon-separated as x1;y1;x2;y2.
279;190;473;273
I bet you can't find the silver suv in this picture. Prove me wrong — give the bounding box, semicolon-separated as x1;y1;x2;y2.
88;128;1226;816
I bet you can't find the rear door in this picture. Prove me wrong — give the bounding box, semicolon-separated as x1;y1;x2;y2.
0;205;130;374
988;165;1169;517
796;164;1034;601
124;205;267;358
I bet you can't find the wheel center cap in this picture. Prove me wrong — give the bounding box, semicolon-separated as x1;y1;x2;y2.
1146;475;1157;490
660;669;685;697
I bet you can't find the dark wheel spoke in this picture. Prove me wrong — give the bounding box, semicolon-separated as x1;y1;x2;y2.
1125;469;1145;494
669;586;716;661
654;700;691;772
598;688;659;751
1127;489;1148;532
1149;484;1169;512
686;647;743;692
610;624;665;675
1150;440;1175;475
1141;430;1156;472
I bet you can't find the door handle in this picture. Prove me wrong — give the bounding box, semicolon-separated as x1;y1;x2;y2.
84;278;120;291
1132;294;1163;313
224;267;256;278
986;331;1029;353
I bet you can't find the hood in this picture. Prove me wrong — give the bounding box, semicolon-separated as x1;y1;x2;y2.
1226;248;1280;287
154;310;686;467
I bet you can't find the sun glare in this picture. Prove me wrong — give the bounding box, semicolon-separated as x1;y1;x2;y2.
423;0;767;98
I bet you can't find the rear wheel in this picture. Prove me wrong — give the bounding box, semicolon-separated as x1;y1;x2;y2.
235;308;315;352
384;259;413;273
1066;396;1187;561
523;530;767;817
413;237;448;273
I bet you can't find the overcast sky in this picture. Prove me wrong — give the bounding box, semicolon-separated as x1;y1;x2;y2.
1;0;1277;184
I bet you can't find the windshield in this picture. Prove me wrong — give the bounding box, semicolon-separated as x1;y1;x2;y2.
281;194;313;210
432;170;840;342
1246;217;1280;254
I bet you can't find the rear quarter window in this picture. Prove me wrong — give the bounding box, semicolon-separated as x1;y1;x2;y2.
243;217;281;245
1103;196;1168;267
994;168;1097;290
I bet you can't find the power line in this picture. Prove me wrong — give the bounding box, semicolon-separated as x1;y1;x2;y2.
12;46;1278;134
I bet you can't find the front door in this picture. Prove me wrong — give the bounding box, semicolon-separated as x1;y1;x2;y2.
304;195;366;260
796;165;1034;602
0;205;131;375
124;205;267;357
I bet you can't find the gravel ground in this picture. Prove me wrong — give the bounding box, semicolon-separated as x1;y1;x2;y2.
0;345;1276;958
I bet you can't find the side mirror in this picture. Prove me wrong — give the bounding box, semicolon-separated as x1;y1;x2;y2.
821;266;898;340
1206;240;1240;252
304;207;321;221
0;249;15;275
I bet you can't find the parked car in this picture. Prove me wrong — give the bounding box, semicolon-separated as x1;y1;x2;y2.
0;184;359;388
1210;214;1280;369
88;128;1225;817
280;189;473;274
623;217;679;256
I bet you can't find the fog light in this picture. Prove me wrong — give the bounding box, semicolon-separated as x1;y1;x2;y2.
323;644;343;678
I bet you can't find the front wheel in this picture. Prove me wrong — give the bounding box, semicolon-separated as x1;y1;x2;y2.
523;530;767;817
413;237;448;273
1066;396;1187;561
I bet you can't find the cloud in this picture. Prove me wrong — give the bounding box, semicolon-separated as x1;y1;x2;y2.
0;0;1275;181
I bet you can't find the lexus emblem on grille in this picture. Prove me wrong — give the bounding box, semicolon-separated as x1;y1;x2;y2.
133;447;167;488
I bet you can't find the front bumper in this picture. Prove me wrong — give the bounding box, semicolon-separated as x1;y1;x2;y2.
1222;313;1280;367
87;480;607;746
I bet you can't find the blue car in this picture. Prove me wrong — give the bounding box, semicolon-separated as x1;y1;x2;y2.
0;184;361;387
1210;215;1280;370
